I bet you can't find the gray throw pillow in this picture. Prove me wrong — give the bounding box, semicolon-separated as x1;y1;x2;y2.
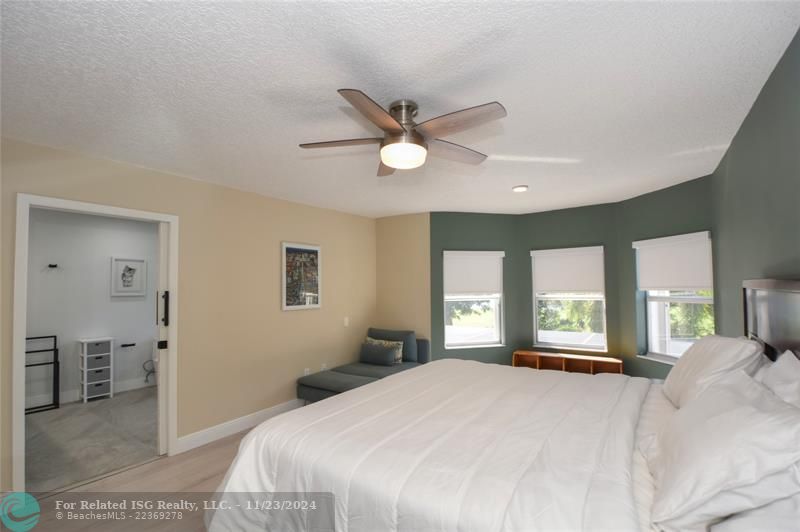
367;328;417;362
365;337;403;364
360;342;398;366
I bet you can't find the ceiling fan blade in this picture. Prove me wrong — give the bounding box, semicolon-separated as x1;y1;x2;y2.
415;102;506;139
299;138;382;149
428;139;487;165
377;161;396;176
338;89;406;135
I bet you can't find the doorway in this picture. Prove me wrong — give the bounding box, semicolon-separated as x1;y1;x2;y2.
12;194;179;491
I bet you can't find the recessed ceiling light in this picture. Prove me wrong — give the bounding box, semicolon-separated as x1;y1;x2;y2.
512;185;529;193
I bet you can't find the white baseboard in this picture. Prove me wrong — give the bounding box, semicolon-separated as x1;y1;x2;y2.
26;389;80;407
116;377;157;394
172;399;303;455
25;378;156;408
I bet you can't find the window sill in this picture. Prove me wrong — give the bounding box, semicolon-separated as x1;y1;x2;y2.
445;343;506;351
533;344;608;354
637;353;678;366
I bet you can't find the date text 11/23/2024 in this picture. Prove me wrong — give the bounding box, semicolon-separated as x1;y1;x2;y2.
53;497;320;512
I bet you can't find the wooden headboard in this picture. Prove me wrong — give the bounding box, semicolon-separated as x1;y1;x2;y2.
743;279;800;361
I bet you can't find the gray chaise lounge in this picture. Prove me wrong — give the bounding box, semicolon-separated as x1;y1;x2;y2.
297;328;430;403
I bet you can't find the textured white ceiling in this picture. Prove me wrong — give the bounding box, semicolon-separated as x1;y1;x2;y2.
2;2;799;217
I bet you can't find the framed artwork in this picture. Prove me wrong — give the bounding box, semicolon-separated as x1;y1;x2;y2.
282;242;321;310
111;257;147;297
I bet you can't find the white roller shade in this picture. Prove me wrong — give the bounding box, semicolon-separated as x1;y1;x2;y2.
531;246;605;293
443;251;505;295
632;231;713;291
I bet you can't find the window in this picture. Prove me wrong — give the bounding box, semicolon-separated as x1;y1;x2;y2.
535;292;607;349
531;246;607;351
444;295;502;347
646;290;714;357
633;231;715;359
443;251;505;348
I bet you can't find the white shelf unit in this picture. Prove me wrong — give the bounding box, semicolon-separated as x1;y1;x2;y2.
78;337;114;402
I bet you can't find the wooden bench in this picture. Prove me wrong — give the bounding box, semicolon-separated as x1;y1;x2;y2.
512;350;623;374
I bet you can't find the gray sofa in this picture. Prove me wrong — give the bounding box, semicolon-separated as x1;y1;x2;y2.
297;328;430;403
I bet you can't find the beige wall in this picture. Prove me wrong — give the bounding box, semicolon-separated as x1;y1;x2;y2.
0;148;3;486
375;214;431;340
1;139;378;488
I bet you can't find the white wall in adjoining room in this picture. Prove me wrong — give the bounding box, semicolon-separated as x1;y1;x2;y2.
25;208;159;407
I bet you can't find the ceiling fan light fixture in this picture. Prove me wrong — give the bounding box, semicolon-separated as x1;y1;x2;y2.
300;89;507;176
380;136;428;170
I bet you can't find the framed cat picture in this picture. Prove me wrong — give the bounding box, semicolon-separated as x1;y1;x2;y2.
111;257;147;297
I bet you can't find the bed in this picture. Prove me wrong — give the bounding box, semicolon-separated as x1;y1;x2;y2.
209;280;800;531
209;360;674;531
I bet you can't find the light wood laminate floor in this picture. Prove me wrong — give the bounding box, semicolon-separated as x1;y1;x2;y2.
70;431;244;493
34;431;246;531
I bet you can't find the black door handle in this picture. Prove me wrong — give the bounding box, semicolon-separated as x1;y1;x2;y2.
162;290;170;327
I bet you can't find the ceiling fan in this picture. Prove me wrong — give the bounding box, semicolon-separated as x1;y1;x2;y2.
300;89;507;176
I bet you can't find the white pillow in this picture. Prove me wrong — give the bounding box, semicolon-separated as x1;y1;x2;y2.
662;335;763;407
711;492;800;532
759;350;800;408
643;370;800;531
662;465;800;531
752;358;773;381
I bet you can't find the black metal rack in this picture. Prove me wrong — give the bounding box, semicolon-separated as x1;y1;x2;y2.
25;335;60;414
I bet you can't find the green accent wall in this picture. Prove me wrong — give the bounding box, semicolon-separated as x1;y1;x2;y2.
615;177;714;377
431;177;712;379
430;213;518;365
514;204;619;357
711;30;800;338
430;29;800;378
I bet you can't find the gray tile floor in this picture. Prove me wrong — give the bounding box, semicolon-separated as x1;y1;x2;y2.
26;386;158;493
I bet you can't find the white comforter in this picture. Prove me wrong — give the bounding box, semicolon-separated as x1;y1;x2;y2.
210;359;651;531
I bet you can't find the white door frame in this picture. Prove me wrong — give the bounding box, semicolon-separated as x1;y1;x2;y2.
11;193;180;490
